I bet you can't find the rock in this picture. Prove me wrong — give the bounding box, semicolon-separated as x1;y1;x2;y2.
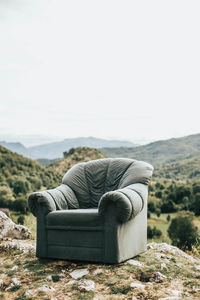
0;211;31;239
0;239;35;253
159;297;179;300
37;285;55;293
130;282;145;289
161;263;167;270
0;279;4;287
92;268;104;275
11;265;18;271
66;280;77;285
127;259;143;267
155;253;171;262
171;290;181;296
147;242;200;264
150;272;166;283
24;290;33;297
70;268;89;279
11;277;20;285
58;273;65;279
46;275;52;281
78;279;95;292
132;297;137;300
195;265;200;270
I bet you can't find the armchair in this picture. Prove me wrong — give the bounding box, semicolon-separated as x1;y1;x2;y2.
28;158;153;263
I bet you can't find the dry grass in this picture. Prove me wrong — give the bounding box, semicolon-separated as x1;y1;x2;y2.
0;243;200;299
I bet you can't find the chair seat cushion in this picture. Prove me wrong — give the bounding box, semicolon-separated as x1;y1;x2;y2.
46;209;102;228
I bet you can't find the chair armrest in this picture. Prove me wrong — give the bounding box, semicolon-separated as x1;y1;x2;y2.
28;184;79;217
98;183;148;223
28;190;57;217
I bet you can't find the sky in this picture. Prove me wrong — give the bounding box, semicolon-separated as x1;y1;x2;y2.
0;0;200;146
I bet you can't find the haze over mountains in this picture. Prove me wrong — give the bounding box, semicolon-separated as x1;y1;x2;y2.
1;133;200;173
0;137;136;160
102;133;200;167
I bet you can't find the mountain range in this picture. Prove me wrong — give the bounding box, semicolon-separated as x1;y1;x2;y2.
0;137;136;160
1;133;200;179
101;133;200;167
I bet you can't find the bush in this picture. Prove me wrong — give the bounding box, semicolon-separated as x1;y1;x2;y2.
148;202;156;213
167;214;171;222
147;226;162;239
156;209;161;218
168;211;199;251
12;198;28;214
17;215;25;225
13;179;30;195
161;200;177;213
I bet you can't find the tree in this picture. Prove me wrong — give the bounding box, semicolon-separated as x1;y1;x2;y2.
155;191;162;199
12;198;28;214
167;212;199;251
0;185;14;206
148;201;156;213
147;225;162;239
161;199;177;213
167;214;171;222
192;193;200;216
13;179;30;195
156;209;161;218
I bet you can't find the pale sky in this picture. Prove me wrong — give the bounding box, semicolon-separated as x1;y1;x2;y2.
0;0;200;146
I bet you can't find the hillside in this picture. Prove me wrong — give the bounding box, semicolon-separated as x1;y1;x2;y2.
0;137;136;160
47;147;105;176
0;146;61;205
154;155;200;180
101;133;200;167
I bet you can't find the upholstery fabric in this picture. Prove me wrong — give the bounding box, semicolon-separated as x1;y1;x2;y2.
28;158;153;263
47;209;102;228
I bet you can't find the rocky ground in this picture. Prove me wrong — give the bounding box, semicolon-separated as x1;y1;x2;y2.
0;239;199;300
0;212;200;300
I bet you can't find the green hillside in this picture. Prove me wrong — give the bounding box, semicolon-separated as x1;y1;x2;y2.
101;133;200;167
0;146;61;210
154;156;200;180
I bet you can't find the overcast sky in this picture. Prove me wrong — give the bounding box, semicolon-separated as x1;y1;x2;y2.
0;0;200;146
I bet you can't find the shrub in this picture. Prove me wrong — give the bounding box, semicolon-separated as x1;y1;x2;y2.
168;211;199;251
17;215;25;225
148;202;156;213
167;214;171;222
12;198;28;214
147;226;162;239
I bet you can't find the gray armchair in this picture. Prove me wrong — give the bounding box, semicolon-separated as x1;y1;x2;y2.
28;158;153;263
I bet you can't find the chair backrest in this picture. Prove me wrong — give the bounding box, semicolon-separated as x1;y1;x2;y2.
62;158;153;208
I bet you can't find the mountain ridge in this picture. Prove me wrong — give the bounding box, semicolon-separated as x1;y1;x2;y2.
0;137;136;159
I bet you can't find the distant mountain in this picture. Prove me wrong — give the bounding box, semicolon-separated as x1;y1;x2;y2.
0;137;136;159
101;133;200;167
0;141;28;157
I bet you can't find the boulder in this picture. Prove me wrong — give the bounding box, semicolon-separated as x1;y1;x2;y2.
70;268;89;279
0;211;31;239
